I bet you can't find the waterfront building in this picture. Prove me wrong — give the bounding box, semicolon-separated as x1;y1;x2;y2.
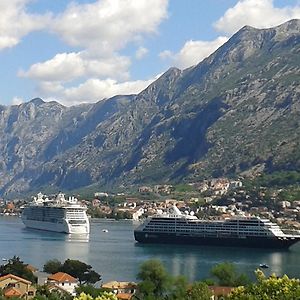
47;272;78;295
0;274;36;299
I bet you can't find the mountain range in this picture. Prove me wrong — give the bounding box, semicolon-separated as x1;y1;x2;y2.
1;19;300;197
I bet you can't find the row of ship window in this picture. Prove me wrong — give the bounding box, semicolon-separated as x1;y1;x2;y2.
145;225;271;233
144;228;271;235
148;222;270;229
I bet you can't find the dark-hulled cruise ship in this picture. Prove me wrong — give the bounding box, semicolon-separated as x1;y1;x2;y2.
134;206;300;248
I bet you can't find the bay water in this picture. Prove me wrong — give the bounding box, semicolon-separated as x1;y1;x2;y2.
1;216;300;283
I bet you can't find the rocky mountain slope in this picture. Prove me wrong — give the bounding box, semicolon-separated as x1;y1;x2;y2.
1;19;300;197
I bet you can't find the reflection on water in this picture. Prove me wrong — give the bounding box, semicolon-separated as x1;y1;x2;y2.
170;254;197;281
134;242;300;281
66;234;90;243
1;217;300;282
64;234;90;259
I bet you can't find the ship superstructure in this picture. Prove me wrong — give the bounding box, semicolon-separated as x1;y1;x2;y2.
21;192;90;234
134;205;300;248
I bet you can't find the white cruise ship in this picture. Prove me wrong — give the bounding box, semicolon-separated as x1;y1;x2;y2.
134;205;300;248
21;192;90;234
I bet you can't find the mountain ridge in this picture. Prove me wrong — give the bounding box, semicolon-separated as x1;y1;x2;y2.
1;19;300;197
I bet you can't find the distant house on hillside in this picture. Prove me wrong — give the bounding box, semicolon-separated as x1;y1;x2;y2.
0;274;36;299
102;281;137;299
25;264;38;273
47;272;78;295
138;186;153;193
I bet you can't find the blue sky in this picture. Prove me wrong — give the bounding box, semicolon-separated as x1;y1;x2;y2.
1;0;300;106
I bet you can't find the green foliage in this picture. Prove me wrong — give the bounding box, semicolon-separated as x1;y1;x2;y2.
250;171;300;188
43;259;101;284
0;256;37;283
43;259;62;274
74;292;117;300
136;259;171;300
61;259;101;284
186;281;213;300
109;209;133;220
278;187;300;202
174;184;195;193
76;285;107;298
167;275;189;300
228;270;300;299
136;260;212;300
210;262;250;287
35;285;72;300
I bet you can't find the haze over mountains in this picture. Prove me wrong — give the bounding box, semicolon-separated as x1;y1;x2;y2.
1;19;300;197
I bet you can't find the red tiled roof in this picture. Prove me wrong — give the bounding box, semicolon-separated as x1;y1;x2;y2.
0;273;32;284
48;272;77;283
4;287;23;297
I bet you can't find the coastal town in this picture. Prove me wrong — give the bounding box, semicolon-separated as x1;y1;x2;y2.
1;176;300;231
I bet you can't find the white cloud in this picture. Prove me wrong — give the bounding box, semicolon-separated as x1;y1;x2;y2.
19;51;130;82
18;0;169;105
51;0;168;52
11;96;24;105
135;47;148;60
0;0;51;50
159;50;173;60
214;0;300;35
160;37;228;69
44;77;156;106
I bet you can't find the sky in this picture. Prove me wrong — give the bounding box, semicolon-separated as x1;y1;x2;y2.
1;0;300;106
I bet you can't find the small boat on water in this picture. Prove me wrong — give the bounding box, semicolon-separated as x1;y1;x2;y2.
102;229;108;233
259;264;269;269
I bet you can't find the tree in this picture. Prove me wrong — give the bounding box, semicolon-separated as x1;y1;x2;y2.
210;262;250;287
136;259;171;300
61;259;101;284
186;281;212;300
0;256;36;283
35;285;72;300
76;285;106;298
43;259;101;285
168;275;189;300
43;259;62;274
228;270;300;300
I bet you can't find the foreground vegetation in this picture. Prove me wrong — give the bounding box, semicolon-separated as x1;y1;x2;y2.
1;257;300;299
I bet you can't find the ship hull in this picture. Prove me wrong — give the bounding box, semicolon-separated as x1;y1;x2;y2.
22;218;90;234
134;231;299;249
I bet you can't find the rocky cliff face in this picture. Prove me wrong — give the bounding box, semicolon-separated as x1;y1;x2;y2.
1;19;300;196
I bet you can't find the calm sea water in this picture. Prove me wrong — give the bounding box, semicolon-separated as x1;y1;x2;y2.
1;216;300;282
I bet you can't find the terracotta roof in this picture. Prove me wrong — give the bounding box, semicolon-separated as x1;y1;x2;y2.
0;274;32;284
209;286;234;296
4;287;23;297
48;272;77;283
117;293;134;300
